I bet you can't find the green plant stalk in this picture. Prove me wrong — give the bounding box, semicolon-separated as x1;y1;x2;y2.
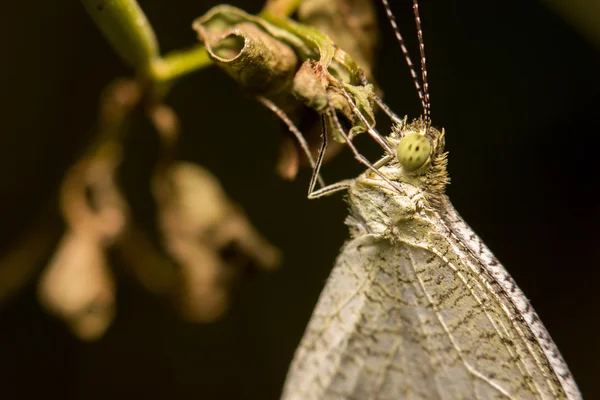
149;45;212;82
81;0;160;71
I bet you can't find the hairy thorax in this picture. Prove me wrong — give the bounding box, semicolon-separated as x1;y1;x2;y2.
346;166;438;239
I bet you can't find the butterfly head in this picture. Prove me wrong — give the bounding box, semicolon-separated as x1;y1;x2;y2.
385;117;449;194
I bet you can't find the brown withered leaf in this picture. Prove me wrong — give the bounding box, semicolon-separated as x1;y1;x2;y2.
38;80;133;340
146;103;281;323
195;17;298;96
154;162;280;322
37;232;116;341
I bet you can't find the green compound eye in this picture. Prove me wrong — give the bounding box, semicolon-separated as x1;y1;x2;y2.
396;133;432;172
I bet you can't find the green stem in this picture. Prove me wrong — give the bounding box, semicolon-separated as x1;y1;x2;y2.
149;45;213;83
81;0;160;71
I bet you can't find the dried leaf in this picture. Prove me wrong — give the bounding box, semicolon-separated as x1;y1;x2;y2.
42;123;129;339
37;232;115;341
292;60;329;112
159;162;229;238
194;7;299;96
154;162;280;322
194;5;314;59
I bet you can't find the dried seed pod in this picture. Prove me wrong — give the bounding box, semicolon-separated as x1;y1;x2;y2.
37;232;115;341
159;162;229;238
154;162;280;322
43;121;129;340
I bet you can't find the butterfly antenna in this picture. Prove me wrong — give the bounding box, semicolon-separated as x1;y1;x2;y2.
380;0;426;117
413;0;431;123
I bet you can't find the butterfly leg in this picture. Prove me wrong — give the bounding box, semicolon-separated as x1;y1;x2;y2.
325;96;402;195
306;114;357;198
308;179;354;199
257;96;325;187
335;83;394;155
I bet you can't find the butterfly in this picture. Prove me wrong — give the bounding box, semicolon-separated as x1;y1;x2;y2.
280;1;581;398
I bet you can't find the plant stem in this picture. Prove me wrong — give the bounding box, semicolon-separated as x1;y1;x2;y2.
149;45;212;83
81;0;160;71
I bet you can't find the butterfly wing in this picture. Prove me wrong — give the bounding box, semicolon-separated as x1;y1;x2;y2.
436;197;580;399
282;214;577;400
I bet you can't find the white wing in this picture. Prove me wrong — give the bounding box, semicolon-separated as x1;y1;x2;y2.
436;197;580;400
282;201;579;399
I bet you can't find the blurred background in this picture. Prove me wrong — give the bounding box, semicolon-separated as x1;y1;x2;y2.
1;0;599;398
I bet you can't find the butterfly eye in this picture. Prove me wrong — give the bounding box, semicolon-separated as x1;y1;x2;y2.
396;133;431;172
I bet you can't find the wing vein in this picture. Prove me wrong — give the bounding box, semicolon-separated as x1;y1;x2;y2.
406;246;513;399
440;220;559;398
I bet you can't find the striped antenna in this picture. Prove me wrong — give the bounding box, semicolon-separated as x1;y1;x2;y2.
380;0;430;122
412;0;431;123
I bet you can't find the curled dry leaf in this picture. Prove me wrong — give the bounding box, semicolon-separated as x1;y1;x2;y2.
0;80;138;321
155;162;280;322
38;139;128;340
195;15;298;96
37;232;115;341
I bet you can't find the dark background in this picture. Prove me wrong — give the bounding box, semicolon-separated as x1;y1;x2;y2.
1;0;598;398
